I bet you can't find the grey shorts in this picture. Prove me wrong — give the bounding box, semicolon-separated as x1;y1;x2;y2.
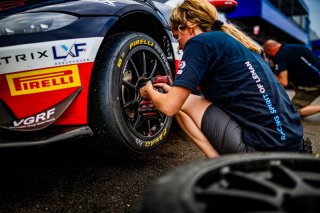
201;105;256;154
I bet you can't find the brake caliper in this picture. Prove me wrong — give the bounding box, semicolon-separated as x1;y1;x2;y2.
138;100;157;119
152;75;173;89
138;75;172;119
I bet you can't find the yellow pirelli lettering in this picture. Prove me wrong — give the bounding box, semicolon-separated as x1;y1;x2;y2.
117;58;123;68
144;128;167;147
6;65;81;96
129;39;154;50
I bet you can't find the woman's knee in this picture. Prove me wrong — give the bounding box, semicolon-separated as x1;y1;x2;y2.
181;94;211;114
180;95;212;128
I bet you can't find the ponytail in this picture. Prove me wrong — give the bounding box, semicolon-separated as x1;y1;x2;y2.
170;0;261;54
221;23;261;54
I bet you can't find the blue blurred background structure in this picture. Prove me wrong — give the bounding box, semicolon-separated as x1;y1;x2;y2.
304;0;320;40
0;0;319;56
226;0;319;56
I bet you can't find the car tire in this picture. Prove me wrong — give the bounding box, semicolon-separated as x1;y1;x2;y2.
137;152;320;212
89;32;173;154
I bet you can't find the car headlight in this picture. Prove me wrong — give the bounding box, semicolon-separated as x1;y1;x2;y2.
0;12;78;36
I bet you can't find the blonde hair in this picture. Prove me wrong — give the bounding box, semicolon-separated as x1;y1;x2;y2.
170;0;261;54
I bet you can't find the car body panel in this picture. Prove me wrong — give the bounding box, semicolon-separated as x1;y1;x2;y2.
0;37;103;124
0;0;177;149
0;0;237;148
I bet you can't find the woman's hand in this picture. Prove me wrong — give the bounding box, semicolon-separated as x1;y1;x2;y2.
139;81;153;99
153;83;172;93
140;81;172;99
140;81;191;116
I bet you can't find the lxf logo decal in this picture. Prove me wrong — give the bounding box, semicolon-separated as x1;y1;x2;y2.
52;43;86;60
6;65;81;96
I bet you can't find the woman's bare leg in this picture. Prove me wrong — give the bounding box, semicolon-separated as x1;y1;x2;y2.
176;111;219;158
175;94;219;158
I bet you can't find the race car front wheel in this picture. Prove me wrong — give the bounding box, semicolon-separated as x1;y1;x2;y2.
89;32;173;154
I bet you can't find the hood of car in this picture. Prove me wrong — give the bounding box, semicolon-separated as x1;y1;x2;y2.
30;0;154;16
0;0;160;19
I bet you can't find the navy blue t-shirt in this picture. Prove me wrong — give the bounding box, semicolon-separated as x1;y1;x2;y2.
273;44;320;87
173;31;303;151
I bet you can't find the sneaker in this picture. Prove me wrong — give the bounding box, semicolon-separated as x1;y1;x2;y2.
303;136;313;154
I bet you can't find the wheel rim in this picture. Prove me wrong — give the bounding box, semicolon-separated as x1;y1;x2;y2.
190;157;320;212
120;46;171;138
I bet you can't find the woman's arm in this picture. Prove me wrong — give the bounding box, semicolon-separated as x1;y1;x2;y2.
140;81;191;116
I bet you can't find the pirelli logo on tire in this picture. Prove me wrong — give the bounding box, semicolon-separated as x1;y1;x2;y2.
6;65;81;96
129;39;154;50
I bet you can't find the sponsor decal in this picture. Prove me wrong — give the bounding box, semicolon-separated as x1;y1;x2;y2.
177;69;183;75
0;37;104;74
179;60;186;69
9;108;56;130
177;60;186;75
0;51;48;65
54;58;90;66
0;87;81;131
171;42;183;75
6;65;81;96
52;43;86;60
129;39;154;50
52;42;90;66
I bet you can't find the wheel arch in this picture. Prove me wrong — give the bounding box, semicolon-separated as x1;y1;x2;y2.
87;12;176;121
105;12;176;72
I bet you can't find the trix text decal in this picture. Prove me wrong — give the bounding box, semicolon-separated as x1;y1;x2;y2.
0;51;48;65
6;65;81;96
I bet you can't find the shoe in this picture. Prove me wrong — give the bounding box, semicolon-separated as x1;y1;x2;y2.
303;136;313;154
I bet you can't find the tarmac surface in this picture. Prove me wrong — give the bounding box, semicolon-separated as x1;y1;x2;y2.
287;89;320;153
0;90;319;212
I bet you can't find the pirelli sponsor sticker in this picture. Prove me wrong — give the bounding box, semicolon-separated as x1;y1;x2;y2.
6;65;81;96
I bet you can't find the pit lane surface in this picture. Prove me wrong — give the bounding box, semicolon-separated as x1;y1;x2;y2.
0;118;319;212
0;121;205;212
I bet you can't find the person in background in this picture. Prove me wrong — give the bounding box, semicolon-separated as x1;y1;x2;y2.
140;0;304;158
263;39;320;118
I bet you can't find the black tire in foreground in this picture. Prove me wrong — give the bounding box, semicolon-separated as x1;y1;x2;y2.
137;152;320;213
89;32;173;154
